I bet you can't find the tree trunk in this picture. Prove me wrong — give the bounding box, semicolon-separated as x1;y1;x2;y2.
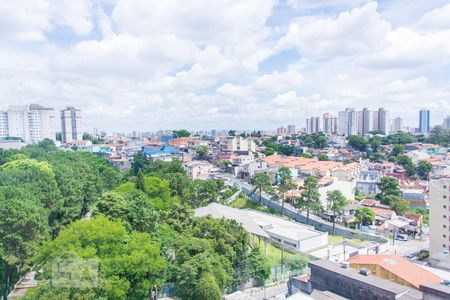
332;207;336;235
306;206;310;224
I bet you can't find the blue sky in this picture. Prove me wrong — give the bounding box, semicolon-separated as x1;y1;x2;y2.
0;0;450;132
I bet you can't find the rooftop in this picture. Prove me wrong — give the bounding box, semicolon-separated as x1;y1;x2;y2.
349;255;442;289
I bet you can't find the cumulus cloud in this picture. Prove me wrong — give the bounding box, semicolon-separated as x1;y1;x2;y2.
0;0;449;131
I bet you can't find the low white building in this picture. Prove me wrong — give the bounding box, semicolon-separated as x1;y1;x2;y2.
184;161;212;180
245;210;328;253
195;203;328;253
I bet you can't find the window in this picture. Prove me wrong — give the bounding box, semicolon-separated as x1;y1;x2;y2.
444;235;447;238
445;205;447;209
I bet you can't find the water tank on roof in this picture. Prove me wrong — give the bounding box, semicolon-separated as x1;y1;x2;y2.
359;268;370;276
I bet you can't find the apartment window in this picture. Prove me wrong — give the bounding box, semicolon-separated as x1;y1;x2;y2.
444;235;447;238
445;205;448;209
445;225;447;228
444;244;447;248
445;195;448;199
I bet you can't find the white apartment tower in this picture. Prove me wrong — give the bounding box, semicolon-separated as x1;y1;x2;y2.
287;124;296;135
338;108;357;136
0;104;55;143
429;178;450;262
323;113;338;134
61;106;82;143
392;117;403;132
0;111;8;138
377;108;389;134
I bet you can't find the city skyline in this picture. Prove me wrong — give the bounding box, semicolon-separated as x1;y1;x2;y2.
1;1;450;131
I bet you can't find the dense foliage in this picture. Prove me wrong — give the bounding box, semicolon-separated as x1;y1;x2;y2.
6;146;270;299
0;140;121;298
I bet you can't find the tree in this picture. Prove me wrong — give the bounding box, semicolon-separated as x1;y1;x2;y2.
384;195;409;215
173;130;191;138
377;176;400;200
275;167;296;216
196;146;209;159
298;176;321;223
425;126;450;147
251;173;272;204
285;255;308;273
318;154;329;161
0;187;49;298
354;207;375;226
391;144;405;157
348;135;368;151
369;137;382;153
132;152;148;175
327;190;348;235
397;155;416;177
312;133;328;149
417;161;432;180
300;152;313;158
228;130;236;136
30;216;167;300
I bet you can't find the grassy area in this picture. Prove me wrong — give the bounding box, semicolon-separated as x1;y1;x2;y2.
229;194;282;216
328;234;369;245
250;238;312;267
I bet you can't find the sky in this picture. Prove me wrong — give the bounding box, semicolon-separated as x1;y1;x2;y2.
1;0;450;133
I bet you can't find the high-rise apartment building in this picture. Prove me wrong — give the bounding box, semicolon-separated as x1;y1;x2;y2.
277;126;287;136
323;113;338;135
358;108;373;135
419;109;430;133
391;117;403;132
338;108;357;136
429;178;450;261
442;116;450;130
306;117;321;134
377;108;389;134
0;111;8;137
0;104;55;143
61;106;82;143
287;124;296;135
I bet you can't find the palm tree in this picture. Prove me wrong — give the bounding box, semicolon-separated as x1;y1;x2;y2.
327;190;348;235
275;167;296;216
251;173;272;204
298;176;321;224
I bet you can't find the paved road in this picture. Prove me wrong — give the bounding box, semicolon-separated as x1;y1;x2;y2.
386;237;429;257
245;282;288;300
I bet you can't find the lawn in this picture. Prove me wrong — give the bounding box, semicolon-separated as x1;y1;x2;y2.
229;194;282;216
250;238;311;267
328;234;369;245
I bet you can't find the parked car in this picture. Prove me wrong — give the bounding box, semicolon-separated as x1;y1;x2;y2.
395;234;408;241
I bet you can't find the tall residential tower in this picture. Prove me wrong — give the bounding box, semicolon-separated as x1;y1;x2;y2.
61;106;82;143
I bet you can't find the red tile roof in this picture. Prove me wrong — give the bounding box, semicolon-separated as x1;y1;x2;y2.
349;255;442;289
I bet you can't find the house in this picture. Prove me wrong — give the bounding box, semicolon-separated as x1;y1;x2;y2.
184;161;212;180
403;211;423;228
331;162;360;181
349;255;442;290
356;170;382;195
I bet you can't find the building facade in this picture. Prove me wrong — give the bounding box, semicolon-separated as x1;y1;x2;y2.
338;108;357;136
419;108;430;133
61;106;82;143
429;178;450;260
0;104;55;143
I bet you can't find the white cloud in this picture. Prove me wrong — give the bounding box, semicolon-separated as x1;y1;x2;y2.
1;0;450;131
277;2;391;58
416;3;450;32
